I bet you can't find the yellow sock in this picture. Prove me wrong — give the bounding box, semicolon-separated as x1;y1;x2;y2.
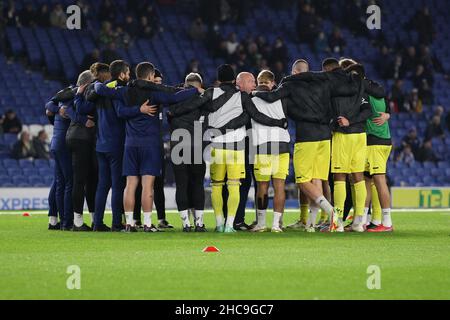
351;183;356;215
353;181;367;217
334;181;346;218
371;183;382;223
226;182;240;218
211;183;224;224
300;204;309;224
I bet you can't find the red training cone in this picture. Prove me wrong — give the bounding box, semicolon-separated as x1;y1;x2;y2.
22;213;30;217
203;246;220;253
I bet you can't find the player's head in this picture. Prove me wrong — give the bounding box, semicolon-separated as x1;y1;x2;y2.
76;70;94;87
322;58;340;72
110;60;130;82
217;64;236;84
185;73;203;89
236;72;256;94
291;59;309;75
154;69;163;84
90;62;110;83
339;58;358;69
257;70;275;90
135;62;156;82
345;62;366;80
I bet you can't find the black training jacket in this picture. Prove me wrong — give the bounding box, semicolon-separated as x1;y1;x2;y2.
254;72;357;142
329;69;385;134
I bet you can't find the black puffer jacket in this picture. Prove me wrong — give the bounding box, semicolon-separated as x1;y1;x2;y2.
329;68;385;134
254;72;357;142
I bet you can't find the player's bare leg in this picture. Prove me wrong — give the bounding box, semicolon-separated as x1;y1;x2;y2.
124;176;139;232
141;175;159;232
368;174;393;232
253;181;270;232
272;178;286;233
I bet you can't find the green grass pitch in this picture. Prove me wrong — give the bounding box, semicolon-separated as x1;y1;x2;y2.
0;210;449;300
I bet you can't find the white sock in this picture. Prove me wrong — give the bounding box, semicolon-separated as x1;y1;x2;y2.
366;214;372;226
215;215;224;227
144;212;152;227
89;212;94;222
226;216;235;228
273;212;282;229
49;216;58;226
315;196;333;215
74;213;84;227
125;212;134;226
257;209;267;227
158;219;164;224
195;210;204;226
180;210;190;227
309;206;319;227
382;208;392;227
363;208;370;225
353;215;363;225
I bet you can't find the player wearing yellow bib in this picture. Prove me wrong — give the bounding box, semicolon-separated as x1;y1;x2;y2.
326;58;386;232
343;64;395;232
250;70;290;233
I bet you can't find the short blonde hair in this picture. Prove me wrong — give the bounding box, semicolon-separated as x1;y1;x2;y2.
257;70;275;83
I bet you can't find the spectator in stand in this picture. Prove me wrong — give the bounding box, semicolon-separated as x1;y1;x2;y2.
123;14;138;39
32;130;50;160
185;59;203;78
402;128;421;157
396;145;415;164
115;26;131;48
18;3;36;27
101;42;121;65
189;17;207;41
80;49;100;74
389;54;406;80
4;0;19;27
138;16;156;38
270;37;288;66
272;61;286;84
98;21;114;46
417;140;440;162
405;88;423;113
12;131;35;160
314;31;330;55
226;33;239;55
36;4;51;27
409;6;435;45
403;46;419;74
49;4;67;28
412;64;434;88
418;79;433;105
1;110;22;134
377;45;394;79
389;79;406;112
328;27;346;54
98;0;117;23
296;2;320;44
140;5;160;33
433;106;444;119
425;115;445;141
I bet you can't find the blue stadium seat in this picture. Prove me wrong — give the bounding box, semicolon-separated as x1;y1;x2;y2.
34;159;49;168
4;159;19;168
423;162;436;169
19;159;34;168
